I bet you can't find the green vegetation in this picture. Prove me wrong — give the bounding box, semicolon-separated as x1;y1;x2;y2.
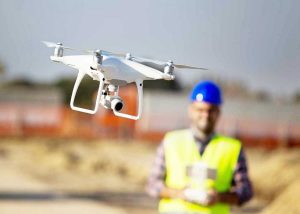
143;79;182;91
54;77;99;108
293;91;300;103
0;61;4;74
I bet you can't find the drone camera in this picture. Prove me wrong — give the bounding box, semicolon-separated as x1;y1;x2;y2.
111;98;124;112
100;94;124;112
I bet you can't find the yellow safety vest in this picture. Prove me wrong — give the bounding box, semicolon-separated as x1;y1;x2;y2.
159;129;241;214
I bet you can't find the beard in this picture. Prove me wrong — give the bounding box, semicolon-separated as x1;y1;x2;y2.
196;118;215;135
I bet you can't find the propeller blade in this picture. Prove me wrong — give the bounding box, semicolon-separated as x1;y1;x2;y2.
131;56;208;70
42;41;79;51
63;46;87;52
42;41;125;57
130;56;166;72
42;41;58;47
131;56;165;65
173;64;208;70
43;42;207;70
101;50;125;57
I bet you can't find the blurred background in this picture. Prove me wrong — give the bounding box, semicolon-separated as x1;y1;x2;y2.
0;0;300;213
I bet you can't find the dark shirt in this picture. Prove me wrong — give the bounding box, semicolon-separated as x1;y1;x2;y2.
146;133;253;205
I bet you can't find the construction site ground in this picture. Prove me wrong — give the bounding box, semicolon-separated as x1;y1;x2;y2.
0;138;298;214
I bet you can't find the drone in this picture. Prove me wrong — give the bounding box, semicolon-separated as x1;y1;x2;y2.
43;41;207;120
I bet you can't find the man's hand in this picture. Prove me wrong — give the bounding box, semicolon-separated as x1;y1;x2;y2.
160;187;185;200
217;192;239;205
204;189;218;206
183;189;218;206
160;187;230;206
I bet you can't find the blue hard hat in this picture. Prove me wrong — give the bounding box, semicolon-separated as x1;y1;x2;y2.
190;80;223;105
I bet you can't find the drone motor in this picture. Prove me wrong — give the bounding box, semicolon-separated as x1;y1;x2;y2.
54;43;63;57
94;50;103;64
164;61;174;75
125;53;132;60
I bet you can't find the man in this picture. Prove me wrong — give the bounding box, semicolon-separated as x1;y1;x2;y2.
147;80;253;214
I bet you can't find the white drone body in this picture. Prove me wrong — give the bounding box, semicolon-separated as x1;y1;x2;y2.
43;42;206;120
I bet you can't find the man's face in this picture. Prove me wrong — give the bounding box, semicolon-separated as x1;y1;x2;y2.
188;101;220;135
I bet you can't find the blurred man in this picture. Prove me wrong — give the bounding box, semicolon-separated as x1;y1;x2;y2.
147;80;253;214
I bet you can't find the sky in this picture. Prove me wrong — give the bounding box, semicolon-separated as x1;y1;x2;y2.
0;0;300;96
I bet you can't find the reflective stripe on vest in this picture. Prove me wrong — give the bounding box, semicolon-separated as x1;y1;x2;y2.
159;129;241;214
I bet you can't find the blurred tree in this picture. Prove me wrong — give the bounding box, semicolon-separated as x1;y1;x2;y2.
54;77;98;107
143;78;182;91
0;61;4;74
6;79;35;87
54;78;74;104
0;61;5;85
293;91;300;103
4;79;60;92
255;90;271;102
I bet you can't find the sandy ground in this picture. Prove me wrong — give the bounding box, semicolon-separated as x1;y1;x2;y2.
0;138;298;214
0;138;158;214
0;158;133;214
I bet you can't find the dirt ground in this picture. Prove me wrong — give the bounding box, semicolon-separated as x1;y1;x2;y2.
0;138;298;214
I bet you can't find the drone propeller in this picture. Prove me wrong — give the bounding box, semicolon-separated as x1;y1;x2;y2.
42;41;125;57
131;56;208;70
42;41;79;51
131;56;164;65
42;41;58;48
100;50;125;57
172;64;207;70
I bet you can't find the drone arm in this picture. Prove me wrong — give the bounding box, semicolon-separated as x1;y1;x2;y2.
70;69;104;114
113;79;143;120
